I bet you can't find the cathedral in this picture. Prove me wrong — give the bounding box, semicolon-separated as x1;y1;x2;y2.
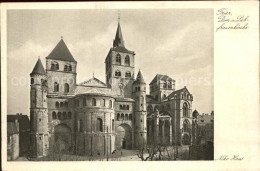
29;20;195;158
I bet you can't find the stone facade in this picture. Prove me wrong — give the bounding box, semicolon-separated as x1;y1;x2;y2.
7;121;19;160
29;21;196;158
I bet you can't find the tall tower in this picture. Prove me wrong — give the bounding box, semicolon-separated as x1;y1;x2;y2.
45;38;77;96
30;58;49;157
132;70;147;147
105;20;135;97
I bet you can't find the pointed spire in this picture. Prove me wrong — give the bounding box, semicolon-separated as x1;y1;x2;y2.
113;21;125;48
30;58;46;75
134;70;146;84
46;39;76;62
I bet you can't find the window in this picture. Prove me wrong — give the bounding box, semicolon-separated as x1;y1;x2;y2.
101;99;106;107
121;113;124;120
68;112;72;119
115;70;121;77
129;114;132;120
51;63;55;70
135;87;138;92
163;82;167;88
55;102;59;108
55;63;59;70
60;102;63;108
65;102;68;108
31;78;34;84
52;111;57;119
183;102;188;117
138;87;140;91
64;65;68;71
92;98;96;106
78;119;83;132
112;119;114;131
96;118;103;132
168;82;172;89
125;72;131;78
68;65;72;71
125;114;128;120
64;83;69;93
51;62;59;70
109;100;112;108
54;82;59;92
117;113;120;121
162;94;167;100
125;55;130;66
63;112;67;120
116;54;121;65
183;119;190;132
126;105;129;110
83;97;87;106
58;112;62;120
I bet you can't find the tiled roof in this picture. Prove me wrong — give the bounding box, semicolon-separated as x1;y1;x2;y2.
146;95;159;104
7;114;30;131
149;74;174;85
46;39;76;62
30;58;46;75
113;23;125;48
197;114;214;124
111;46;135;54
75;85;112;96
167;87;190;99
115;97;135;102
134;70;146;84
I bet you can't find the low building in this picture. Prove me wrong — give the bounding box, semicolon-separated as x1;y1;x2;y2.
7;114;30;157
197;112;214;144
7;120;19;160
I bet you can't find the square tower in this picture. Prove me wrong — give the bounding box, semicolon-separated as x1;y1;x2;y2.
105;22;135;97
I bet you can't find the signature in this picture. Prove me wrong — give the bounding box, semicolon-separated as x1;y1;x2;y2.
216;8;249;32
216;155;244;161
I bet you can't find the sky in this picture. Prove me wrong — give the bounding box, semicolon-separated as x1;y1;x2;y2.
7;9;214;116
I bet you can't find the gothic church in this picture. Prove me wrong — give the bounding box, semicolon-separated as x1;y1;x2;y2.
30;20;195;157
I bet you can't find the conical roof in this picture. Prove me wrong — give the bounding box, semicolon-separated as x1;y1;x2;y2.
30;58;46;75
134;70;146;84
46;39;76;62
113;23;125;47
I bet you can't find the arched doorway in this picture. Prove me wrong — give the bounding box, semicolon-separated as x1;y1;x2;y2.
115;124;132;150
54;124;72;153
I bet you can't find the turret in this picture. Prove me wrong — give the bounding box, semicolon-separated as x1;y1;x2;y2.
30;58;49;157
132;70;147;147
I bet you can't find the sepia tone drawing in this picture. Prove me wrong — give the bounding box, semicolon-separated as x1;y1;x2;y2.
7;9;214;161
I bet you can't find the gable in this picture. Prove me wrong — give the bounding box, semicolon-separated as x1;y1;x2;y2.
79;77;107;88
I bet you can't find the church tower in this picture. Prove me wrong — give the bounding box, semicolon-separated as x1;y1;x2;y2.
30;58;49;157
45;38;77;96
132;70;147;147
105;20;135;97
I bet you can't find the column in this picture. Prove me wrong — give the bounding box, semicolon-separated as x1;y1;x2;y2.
169;118;172;145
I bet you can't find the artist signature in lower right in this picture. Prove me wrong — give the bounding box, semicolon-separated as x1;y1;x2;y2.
215;155;244;161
